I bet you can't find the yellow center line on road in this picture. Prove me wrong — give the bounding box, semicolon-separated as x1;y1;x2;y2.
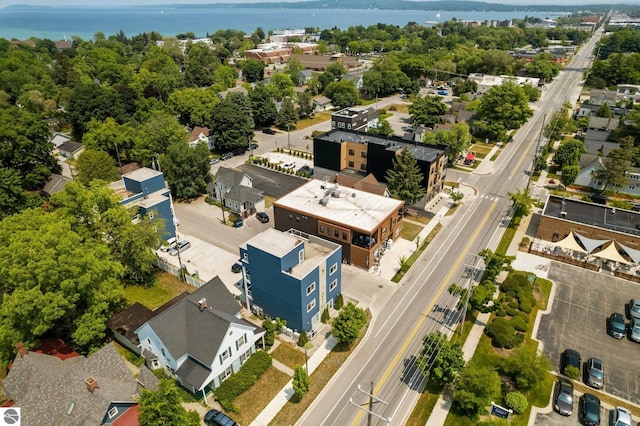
350;202;497;426
509;126;541;179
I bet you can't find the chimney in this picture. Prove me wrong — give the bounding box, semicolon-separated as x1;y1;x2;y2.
198;298;208;312
85;376;99;393
15;342;27;358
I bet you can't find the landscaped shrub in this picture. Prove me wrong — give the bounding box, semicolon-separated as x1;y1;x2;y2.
321;306;330;323
298;331;309;347
505;307;518;316
500;272;529;293
214;351;272;408
506;291;516;298
262;319;275;347
564;365;580;379
507;300;519;310
335;293;344;310
519;300;533;314
486;318;517;348
505;391;528;414
514;311;529;323
510;316;528;332
495;309;507;317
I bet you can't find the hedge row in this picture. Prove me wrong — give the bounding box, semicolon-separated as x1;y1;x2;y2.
215;350;272;410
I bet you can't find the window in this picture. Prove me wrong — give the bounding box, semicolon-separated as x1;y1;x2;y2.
243;253;248;261
347;123;351;129
306;282;316;295
348;149;355;155
108;407;118;419
331;120;336;128
289;214;293;221
235;333;247;350
330;279;338;291
307;299;316;312
342;231;348;240
219;347;231;363
319;225;325;233
219;366;232;383
299;249;305;263
296;216;300;222
240;350;250;364
151;359;160;369
329;263;338;275
327;226;332;235
382;227;387;237
361;152;367;158
161;348;165;357
348;161;355;168
360;164;367;171
334;229;339;237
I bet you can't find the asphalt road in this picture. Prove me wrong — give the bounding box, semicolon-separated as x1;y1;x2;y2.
297;27;605;426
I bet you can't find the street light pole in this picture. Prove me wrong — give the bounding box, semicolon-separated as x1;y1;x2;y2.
287;122;291;151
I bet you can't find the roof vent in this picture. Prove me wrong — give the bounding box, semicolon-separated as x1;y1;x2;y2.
319;197;329;206
351;192;356;198
560;211;567;218
198;298;208;312
332;189;341;198
85;376;99;393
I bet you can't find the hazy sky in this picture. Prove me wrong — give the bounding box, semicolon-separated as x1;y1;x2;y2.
0;0;634;6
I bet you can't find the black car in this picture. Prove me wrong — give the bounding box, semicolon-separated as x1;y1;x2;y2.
609;312;626;339
262;128;276;135
249;143;259;150
256;212;269;223
579;393;601;426
220;152;233;161
554;379;574;416
204;409;238;426
561;349;581;376
231;262;242;273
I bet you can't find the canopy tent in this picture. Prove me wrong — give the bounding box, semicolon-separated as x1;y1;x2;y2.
617;242;640;265
591;242;630;265
465;153;476;161
574;232;610;254
553;231;588;253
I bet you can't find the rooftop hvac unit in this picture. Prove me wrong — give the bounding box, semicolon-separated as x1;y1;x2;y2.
319;197;329;206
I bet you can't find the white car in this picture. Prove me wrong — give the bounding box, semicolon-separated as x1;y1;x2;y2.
283;161;296;169
159;237;177;252
612;406;632;426
169;240;191;256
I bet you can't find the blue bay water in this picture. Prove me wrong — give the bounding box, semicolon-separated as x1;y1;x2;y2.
0;6;569;41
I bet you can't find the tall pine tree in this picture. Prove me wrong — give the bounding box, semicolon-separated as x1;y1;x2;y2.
385;148;425;206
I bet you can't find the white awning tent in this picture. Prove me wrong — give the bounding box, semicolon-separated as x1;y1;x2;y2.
574;232;610;254
591;242;631;265
553;231;588;254
617;242;640;265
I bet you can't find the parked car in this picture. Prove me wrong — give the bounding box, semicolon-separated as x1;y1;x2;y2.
586;358;604;389
579;393;601;426
159;237;177;252
629;318;640;343
210;158;220;165
249;143;259;150
233;218;244;228
220;152;233;161
628;298;640;319
612;406;632;426
256;212;269;223
437;90;448;95
283;161;296;169
554;379;574;416
262;128;276;135
561;349;581;375
169;240;191;256
400;93;409;99
231;262;243;273
204;408;238;426
609;312;626;339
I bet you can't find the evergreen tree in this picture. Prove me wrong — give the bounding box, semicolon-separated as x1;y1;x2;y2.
385;148;426;206
276;97;299;130
292;365;310;399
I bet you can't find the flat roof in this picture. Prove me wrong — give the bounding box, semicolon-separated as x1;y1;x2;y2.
123;167;163;183
318;129;446;163
274;179;403;233
245;228;339;278
543;195;640;236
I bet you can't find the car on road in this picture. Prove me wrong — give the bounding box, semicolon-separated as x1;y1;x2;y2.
249;143;259;150
612;406;632;426
204;408;238;426
233;217;244;228
169;240;191;256
586;357;604;389
262;128;276;135
554;379;574;416
256;212;269;223
609;312;626;339
210;158;220;165
160;237;177;252
231;262;243;273
283;161;296;169
629;318;640;343
561;349;581;376
579;393;601;426
220;152;233;161
628;298;640;319
437;90;448;95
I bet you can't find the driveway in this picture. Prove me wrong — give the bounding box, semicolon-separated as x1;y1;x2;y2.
536;262;640;403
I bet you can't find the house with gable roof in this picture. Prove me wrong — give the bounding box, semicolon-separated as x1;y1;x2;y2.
188;126;214;149
206;167;265;218
135;278;265;395
2;342;158;426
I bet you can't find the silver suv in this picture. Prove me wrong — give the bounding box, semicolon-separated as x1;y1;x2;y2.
612;406;632;426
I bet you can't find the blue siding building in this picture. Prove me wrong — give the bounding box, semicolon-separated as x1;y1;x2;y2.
239;228;342;333
111;167;177;240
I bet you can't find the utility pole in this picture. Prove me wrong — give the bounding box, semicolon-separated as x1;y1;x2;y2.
527;113;546;191
348;383;391;425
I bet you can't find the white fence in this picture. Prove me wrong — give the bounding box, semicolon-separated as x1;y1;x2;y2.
155;258;205;287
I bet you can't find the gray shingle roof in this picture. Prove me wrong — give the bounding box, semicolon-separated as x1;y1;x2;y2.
215;167;247;189
3;343;139;426
58;140;83;154
225;185;264;203
175;357;211;389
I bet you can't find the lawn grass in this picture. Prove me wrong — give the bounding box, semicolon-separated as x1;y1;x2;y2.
406;380;445;426
392;223;442;282
469;142;494;159
270;315;371;425
233;366;291;426
296;112;331;130
123;271;194;310
400;221;424;241
270;341;306;370
386;103;409;113
495;226;516;256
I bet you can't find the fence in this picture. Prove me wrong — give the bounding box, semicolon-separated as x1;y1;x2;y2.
155;258;205;287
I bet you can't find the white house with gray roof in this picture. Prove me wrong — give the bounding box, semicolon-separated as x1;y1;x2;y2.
207;167;264;217
135;278;265;396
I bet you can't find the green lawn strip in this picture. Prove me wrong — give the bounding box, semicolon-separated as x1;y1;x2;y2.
495;226;516;256
123;271;194;310
269;314;371;425
490;148;502;162
295;112;331;129
233;366;291;425
392;224;442;283
406;380;446;426
270;341;306;370
400;221;424;241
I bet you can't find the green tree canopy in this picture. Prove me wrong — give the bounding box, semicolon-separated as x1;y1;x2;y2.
250;84;278;128
385;148;426;206
75;149;120;186
292;365;311;399
275;97;299;130
135;113;188;165
475;81;533;141
417;331;465;384
331;302;367;345
67;83;127;138
161;141;211;200
210;99;255;151
552;139;586;168
591;146;632;192
241;58;266;83
453;365;502;419
409;95;448;128
168;87;219;127
324;80;359;109
139;379;199;426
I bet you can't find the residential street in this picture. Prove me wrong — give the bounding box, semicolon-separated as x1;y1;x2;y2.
296;28;603;426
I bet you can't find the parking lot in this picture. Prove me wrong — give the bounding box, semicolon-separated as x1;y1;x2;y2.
534;261;640;424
